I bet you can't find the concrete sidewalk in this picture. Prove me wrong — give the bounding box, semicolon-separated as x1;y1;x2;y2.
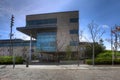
0;64;89;69
0;64;120;69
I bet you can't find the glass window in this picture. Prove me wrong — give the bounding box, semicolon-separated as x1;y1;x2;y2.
70;41;78;46
36;32;56;52
70;30;78;34
0;41;36;47
27;18;57;26
70;18;78;23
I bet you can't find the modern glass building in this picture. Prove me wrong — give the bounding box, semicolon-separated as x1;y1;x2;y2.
0;11;79;61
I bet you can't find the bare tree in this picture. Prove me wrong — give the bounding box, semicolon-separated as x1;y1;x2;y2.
111;26;120;58
65;45;72;60
88;21;105;65
70;30;81;66
56;32;67;63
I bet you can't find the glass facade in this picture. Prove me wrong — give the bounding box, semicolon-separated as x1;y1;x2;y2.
70;18;78;23
0;41;36;47
27;18;57;26
36;32;56;52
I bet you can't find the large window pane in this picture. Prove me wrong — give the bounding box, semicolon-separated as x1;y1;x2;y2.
36;32;56;52
70;18;78;23
70;41;79;46
70;29;78;34
27;18;57;26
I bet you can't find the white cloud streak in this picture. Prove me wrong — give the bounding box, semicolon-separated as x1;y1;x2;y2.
0;0;73;39
101;25;109;29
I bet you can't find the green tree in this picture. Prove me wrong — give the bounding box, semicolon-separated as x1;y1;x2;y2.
99;39;106;50
84;43;105;59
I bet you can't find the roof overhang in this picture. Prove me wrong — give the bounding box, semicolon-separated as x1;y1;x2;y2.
17;24;57;38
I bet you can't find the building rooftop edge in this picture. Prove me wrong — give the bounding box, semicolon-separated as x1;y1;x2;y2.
0;39;36;42
27;10;79;16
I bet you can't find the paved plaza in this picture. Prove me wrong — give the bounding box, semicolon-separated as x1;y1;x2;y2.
0;65;120;80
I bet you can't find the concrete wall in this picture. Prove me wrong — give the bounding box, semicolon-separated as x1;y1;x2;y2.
56;11;79;52
0;46;36;57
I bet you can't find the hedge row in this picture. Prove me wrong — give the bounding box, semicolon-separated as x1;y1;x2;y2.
0;56;24;64
86;58;120;65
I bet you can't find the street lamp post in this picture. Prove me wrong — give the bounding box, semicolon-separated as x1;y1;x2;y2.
10;15;15;69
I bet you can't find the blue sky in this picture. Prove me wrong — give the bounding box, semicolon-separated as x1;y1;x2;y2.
0;0;120;49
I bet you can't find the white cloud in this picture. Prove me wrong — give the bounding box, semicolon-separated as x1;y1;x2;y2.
79;31;92;42
13;31;30;40
101;25;109;29
0;0;73;40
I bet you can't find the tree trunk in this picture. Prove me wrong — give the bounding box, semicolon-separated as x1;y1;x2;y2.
92;43;95;65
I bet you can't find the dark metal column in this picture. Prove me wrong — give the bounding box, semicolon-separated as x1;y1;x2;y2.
29;34;32;64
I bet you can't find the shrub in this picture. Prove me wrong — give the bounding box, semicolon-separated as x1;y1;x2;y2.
97;50;120;59
97;50;112;59
0;56;24;64
85;59;91;64
15;56;24;64
85;50;120;65
86;58;120;65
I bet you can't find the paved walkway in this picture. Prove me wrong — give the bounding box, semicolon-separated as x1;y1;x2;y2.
0;64;120;69
0;64;120;80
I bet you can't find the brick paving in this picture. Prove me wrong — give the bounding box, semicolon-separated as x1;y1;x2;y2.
0;65;120;80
